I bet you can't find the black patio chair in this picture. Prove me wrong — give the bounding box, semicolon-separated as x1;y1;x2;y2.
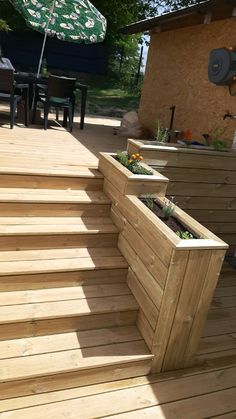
0;69;29;129
32;75;76;132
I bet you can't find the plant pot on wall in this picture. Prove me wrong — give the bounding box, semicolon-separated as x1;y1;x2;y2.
99;152;228;373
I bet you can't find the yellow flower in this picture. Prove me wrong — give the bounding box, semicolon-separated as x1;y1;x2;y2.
131;154;136;160
128;159;133;164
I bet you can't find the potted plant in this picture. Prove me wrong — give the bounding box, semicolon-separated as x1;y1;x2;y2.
99;151;168;195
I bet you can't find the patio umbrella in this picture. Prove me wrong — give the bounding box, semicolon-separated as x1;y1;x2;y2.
10;0;107;76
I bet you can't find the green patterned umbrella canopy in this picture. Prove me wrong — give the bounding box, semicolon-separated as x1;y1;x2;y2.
11;0;107;44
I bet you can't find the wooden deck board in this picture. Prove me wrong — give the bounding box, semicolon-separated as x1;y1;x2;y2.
197;263;236;363
0;114;126;172
1;363;235;418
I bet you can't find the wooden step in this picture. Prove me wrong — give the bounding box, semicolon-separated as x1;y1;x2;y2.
0;165;102;179
0;189;111;216
0;171;103;191
0;217;118;250
0;247;128;276
0;275;137;340
0;216;113;225
0;268;128;291
0;202;111;217
0;326;152;400
0;283;132;306
0;293;137;326
0;188;109;203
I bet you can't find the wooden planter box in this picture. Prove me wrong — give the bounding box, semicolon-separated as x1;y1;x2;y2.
100;153;228;372
127;139;236;255
127;138;236;170
99;152;168;196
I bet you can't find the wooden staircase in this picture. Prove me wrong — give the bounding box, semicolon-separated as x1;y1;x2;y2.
0;170;153;402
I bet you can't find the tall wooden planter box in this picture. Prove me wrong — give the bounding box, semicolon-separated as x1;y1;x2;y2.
127;139;236;255
99;152;228;372
99;152;168;195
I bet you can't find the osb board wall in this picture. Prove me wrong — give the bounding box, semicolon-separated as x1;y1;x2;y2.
139;18;236;144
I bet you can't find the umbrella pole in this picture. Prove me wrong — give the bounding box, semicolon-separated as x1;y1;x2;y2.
36;0;56;78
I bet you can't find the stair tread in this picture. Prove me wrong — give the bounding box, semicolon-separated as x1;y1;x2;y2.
0;217;113;225
0;223;118;235
0;338;152;383
0;247;128;275
0;166;103;178
0;294;138;324
0;326;142;359
0;247;122;262
0;283;132;306
0;188;110;203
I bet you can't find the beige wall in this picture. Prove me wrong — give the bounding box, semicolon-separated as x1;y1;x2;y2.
139;18;236;144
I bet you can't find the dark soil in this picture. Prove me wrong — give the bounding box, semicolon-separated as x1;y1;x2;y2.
140;198;198;238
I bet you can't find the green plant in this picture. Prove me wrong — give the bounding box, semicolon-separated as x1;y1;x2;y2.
131;165;153;175
176;230;194;239
156;120;169;143
212;139;228;151
161;198;175;219
116;150;130;167
210;127;228;151
143;195;154;210
115;151;153;175
211;126;227;140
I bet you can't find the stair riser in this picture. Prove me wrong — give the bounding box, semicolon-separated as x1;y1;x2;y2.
0;269;128;291
0;360;151;401
0;203;111;217
0;311;137;340
0;233;118;251
0;174;103;191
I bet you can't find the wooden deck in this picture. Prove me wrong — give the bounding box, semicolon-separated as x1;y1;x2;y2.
1;361;236;417
198;262;236;365
0;112;235;418
0;112;127;173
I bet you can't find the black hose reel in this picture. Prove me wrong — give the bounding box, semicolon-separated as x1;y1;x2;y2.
208;47;236;95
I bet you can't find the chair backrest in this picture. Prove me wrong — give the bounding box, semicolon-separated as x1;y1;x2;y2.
47;75;76;100
0;69;14;93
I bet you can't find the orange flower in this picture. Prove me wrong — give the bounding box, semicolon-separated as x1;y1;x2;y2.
131;154;136;160
139;156;144;160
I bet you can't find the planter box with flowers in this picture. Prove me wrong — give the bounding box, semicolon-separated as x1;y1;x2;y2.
98;151;169;196
99;152;228;373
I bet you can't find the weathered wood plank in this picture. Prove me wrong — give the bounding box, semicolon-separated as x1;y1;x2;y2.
2;365;236;418
118;235;163;310
127;269;159;330
151;250;189;372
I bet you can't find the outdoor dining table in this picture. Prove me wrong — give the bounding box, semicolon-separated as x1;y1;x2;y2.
14;72;88;130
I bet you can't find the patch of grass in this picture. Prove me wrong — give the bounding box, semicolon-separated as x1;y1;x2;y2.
76;77;140;117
